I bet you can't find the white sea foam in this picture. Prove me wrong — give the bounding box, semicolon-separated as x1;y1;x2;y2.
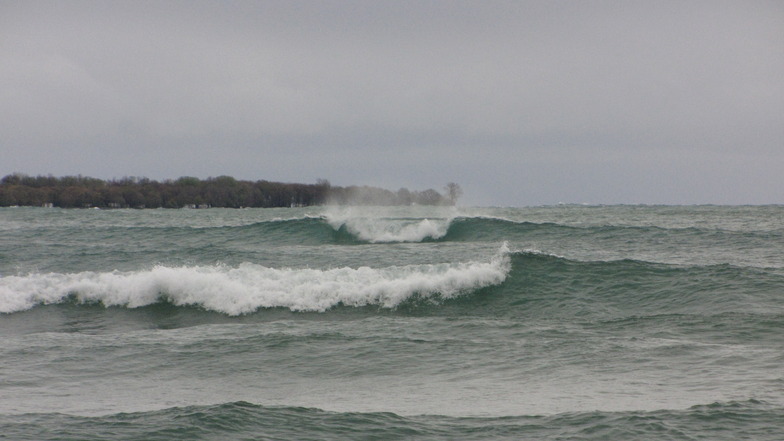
324;207;455;242
0;244;511;315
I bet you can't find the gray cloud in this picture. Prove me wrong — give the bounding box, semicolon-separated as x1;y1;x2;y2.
2;0;783;205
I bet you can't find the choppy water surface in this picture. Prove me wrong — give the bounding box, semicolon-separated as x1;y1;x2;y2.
1;205;782;440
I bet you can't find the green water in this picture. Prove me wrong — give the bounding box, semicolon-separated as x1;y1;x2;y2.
1;205;782;439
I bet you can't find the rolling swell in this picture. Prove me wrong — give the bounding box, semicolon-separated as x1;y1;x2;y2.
249;215;784;248
13;215;779;249
143;217;358;246
459;252;784;319
440;216;784;247
2;399;780;441
3;249;781;321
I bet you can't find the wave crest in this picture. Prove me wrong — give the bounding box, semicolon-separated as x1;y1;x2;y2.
325;216;451;243
0;245;511;315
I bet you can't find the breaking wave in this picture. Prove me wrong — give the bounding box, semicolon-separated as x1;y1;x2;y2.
0;245;511;315
323;212;453;243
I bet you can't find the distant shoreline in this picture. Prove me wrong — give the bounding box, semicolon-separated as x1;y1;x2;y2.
0;174;459;209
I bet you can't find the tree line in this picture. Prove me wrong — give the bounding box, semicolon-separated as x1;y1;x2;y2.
0;174;461;208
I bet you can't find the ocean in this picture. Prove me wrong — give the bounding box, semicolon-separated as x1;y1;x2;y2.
1;205;782;440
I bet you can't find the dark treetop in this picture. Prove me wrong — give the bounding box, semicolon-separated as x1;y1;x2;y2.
0;174;461;208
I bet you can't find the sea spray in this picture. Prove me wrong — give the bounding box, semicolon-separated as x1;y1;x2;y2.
0;243;511;315
324;206;458;242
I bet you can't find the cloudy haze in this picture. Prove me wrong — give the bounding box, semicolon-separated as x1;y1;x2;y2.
2;0;782;205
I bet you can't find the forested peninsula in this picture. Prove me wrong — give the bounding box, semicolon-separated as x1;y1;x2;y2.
0;174;462;208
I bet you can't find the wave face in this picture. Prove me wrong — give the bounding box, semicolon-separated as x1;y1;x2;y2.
1;205;783;440
490;252;784;317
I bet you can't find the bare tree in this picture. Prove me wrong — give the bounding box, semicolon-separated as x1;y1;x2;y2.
445;182;463;205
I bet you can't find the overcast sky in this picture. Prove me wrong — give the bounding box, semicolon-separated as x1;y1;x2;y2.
2;0;782;206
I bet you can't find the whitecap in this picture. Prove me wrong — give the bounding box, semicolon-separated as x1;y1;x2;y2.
0;244;511;315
